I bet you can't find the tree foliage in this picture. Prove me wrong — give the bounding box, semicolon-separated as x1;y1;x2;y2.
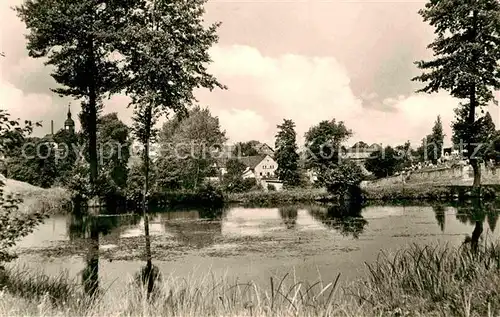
96;113;131;196
365;146;401;178
53;129;79;182
416;116;445;164
157;106;226;190
453;108;496;159
16;0;138;197
274;119;300;188
322;160;364;193
121;0;224;295
221;158;256;193
304;119;352;174
0;111;46;265
65;113;130;201
232;141;260;157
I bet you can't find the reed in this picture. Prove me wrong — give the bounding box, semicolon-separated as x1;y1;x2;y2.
3;242;500;316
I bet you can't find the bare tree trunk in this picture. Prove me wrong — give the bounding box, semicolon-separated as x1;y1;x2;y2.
86;36;99;204
471;220;483;253
468;84;482;192
83;214;99;297
468;10;481;193
82;30;100;299
142;104;154;296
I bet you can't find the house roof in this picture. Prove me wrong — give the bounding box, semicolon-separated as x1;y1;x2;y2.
215;154;268;169
239;155;267;169
255;143;274;153
343;151;373;160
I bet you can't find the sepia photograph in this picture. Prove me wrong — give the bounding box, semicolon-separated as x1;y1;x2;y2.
2;0;500;315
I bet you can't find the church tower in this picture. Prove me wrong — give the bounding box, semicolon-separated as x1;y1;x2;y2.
64;104;75;134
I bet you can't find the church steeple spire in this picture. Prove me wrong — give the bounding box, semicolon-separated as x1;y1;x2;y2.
64;104;75;133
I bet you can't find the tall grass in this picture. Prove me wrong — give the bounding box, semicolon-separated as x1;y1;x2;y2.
355;242;500;316
3;242;500;316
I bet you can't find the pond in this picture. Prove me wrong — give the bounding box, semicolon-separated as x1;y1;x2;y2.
11;201;500;293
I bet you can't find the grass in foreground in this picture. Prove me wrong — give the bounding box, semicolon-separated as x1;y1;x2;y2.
2;242;500;316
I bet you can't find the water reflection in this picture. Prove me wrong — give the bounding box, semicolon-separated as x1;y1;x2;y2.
160;208;223;248
17;201;500;296
278;206;298;229
68;206;143;296
308;202;367;238
432;204;446;232
67;212;141;240
430;199;500;252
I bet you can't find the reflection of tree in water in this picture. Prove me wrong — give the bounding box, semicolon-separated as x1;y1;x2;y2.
278;206;298;229
67;206;141;297
161;206;224;249
67;209;141;240
454;199;500;252
308;202;367;238
432;205;446;232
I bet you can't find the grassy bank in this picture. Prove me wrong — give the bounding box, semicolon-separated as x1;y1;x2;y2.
2;242;500;316
226;188;334;206
362;183;453;201
362;180;500;201
3;178;71;215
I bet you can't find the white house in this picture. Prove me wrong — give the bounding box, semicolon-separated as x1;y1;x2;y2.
215;154;278;181
240;154;277;180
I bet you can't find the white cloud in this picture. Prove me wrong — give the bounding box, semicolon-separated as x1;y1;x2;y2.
2;0;497;150
201;44;470;148
217;108;271;144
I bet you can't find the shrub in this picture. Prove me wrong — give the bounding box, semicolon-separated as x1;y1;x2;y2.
0;183;47;264
267;184;276;191
195;182;224;205
223;177;256;193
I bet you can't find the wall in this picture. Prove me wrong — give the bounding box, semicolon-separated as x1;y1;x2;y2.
260;179;284;191
254;155;277;179
408;166;464;182
367;164;500;187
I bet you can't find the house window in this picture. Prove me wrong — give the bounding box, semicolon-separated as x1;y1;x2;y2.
260;172;262;176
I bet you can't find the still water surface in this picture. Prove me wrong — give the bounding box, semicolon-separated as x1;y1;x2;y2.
12;202;500;291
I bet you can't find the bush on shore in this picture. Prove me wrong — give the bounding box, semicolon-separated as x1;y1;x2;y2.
2;242;500;316
127;182;225;210
226;188;333;206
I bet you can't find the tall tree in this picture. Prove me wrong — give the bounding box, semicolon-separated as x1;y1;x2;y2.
17;0;138;297
53;129;79;183
365;146;400;178
304;119;352;178
221;158;247;192
16;0;137;207
274;119;300;187
157;106;227;191
96;113;131;200
232;141;260;157
426;116;445;164
395;140;413;169
413;0;500;188
123;0;224;295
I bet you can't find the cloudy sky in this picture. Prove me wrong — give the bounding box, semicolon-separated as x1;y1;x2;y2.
1;0;499;148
